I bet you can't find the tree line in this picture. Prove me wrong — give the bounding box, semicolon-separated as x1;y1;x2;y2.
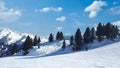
1;22;119;56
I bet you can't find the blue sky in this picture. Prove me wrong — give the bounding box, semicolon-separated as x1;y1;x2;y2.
0;0;120;36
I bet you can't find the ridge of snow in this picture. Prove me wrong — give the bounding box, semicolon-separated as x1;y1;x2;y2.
0;28;35;45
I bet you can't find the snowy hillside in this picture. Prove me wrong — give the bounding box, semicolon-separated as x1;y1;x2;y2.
0;28;35;45
26;40;70;57
0;28;120;68
0;38;120;68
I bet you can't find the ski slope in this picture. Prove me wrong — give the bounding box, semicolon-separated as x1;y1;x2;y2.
0;39;120;68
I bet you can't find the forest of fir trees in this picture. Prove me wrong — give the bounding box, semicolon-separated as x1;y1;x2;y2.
0;22;119;56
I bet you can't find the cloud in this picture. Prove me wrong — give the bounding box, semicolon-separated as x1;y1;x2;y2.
36;7;62;13
85;1;107;18
0;1;22;23
112;21;120;26
112;21;120;29
109;6;120;15
57;27;62;31
56;16;66;22
40;7;50;12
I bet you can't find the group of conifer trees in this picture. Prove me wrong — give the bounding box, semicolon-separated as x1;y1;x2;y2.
96;22;119;41
10;35;41;55
22;35;41;55
10;22;119;55
48;31;64;42
70;22;119;51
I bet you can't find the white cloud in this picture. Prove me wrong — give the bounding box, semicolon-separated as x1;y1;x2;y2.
51;7;62;12
57;27;62;31
37;7;62;13
85;1;107;18
40;7;50;12
0;1;22;23
109;6;120;15
112;21;120;29
56;16;66;22
112;21;120;26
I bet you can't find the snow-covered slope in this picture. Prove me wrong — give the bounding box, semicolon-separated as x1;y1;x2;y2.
26;40;70;57
0;28;120;68
1;38;120;68
0;28;34;45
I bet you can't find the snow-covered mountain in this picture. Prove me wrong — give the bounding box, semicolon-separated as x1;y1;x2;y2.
0;28;120;68
0;28;49;45
0;28;35;45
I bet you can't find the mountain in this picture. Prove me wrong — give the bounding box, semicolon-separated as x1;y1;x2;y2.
0;28;34;45
0;28;120;68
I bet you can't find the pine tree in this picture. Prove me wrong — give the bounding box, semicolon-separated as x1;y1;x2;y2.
49;33;54;42
90;27;95;43
33;35;37;46
56;32;60;40
62;40;66;50
105;22;111;39
74;28;82;50
11;44;18;55
110;25;119;40
102;24;106;36
83;27;91;44
115;26;119;36
59;32;64;41
23;35;33;55
96;23;103;42
70;35;74;45
37;37;41;48
56;31;64;41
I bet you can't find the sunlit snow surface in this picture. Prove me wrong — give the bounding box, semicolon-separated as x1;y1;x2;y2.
0;28;120;68
1;38;120;68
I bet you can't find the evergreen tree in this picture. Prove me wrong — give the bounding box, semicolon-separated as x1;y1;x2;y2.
90;27;95;43
11;44;18;55
115;26;119;36
33;35;37;46
62;40;66;50
59;32;64;41
23;35;33;55
105;22;111;39
96;23;103;42
56;31;64;41
70;35;74;45
56;32;60;40
110;25;119;40
102;24;106;36
83;27;91;44
37;37;41;48
49;33;54;42
74;28;82;50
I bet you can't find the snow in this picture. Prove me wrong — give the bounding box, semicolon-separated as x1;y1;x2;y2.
27;41;62;56
0;28;120;68
0;28;35;45
0;37;120;68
